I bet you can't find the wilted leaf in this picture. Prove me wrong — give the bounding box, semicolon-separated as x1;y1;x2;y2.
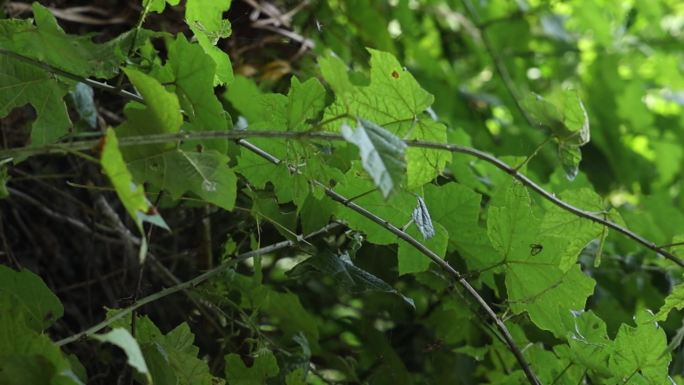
412;195;435;240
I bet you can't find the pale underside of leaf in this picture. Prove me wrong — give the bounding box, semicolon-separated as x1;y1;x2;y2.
341;119;407;198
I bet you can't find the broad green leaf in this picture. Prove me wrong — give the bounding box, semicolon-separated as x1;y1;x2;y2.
92;328;151;382
397;222;448;275
118;67;182;160
167;35;229;153
0;55;70;145
287;77;326;131
558;142;582;180
287;250;415;308
106;314;220;385
334;165;414;245
527;345;585;385
411;195;435;240
0;4;143;78
128;149;237;210
488;182;596;335
523;89;590;146
341;119;407;198
320;50;450;187
285;369;307;385
559;310;612;377
185;0;233;85
0;309;83;385
654;282;684;321
101;128;169;232
322;49;433;121
424;183;500;270
226;75;326;132
225;351;278;385
607;310;670;385
221;271;319;349
540;188;605;270
506;264;595;337
144;0;180;13
405;118;450;188
0;265;63;331
223;75;263;122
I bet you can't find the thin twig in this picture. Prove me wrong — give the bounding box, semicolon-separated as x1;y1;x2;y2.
235;139;542;385
0;48;143;103
5;129;680;269
55;221;341;346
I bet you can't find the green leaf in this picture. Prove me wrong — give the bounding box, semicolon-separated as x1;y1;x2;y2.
322;49;433;121
506;264;595;337
167;34;229;153
118;67;183;160
128;149;237;210
287;250;415;308
0;4;140;78
334;166;414;245
397;221;448;275
185;0;233;85
559;310;612;377
92;328;151;382
144;0;180;13
0;55;70;145
101;128;169;232
287;77;326;131
225;351;279;385
341;118;407;198
523;89;590;146
655;282;684;321
558;142;582;181
488;182;596;336
0;309;83;385
107;314;220;385
608;310;670;384
423;183;500;270
540;188;605;270
0;265;63;331
320;50;450;188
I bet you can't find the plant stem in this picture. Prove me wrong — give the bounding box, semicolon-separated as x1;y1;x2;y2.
3;128;683;268
55;221;341;346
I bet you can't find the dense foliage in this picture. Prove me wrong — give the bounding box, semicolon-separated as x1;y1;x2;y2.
2;0;684;384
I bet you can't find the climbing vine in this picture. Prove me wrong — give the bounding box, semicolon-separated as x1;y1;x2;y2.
2;1;684;385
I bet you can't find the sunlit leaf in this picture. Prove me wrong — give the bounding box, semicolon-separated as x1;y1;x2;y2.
101;128;169;232
185;0;233;85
